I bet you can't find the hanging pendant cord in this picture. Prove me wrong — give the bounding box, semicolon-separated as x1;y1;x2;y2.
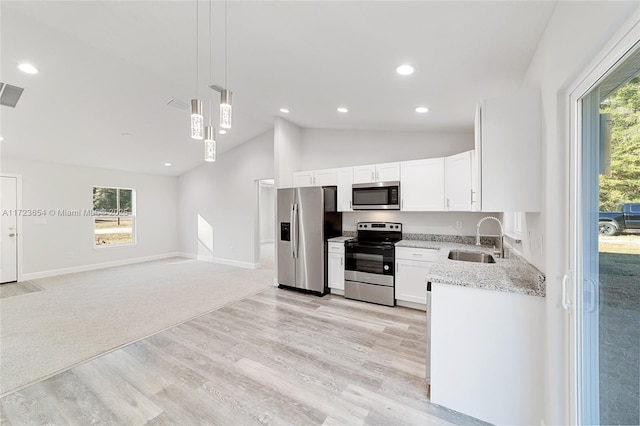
224;0;228;88
208;0;212;125
196;0;199;97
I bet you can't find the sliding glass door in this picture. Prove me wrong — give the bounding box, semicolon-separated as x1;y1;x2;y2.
576;43;640;426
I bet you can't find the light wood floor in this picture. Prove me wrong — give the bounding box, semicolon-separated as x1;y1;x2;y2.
0;281;43;299
0;287;487;425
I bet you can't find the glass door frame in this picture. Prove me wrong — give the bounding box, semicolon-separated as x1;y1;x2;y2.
567;16;640;425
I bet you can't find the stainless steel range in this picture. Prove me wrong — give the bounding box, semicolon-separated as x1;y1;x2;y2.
344;222;402;306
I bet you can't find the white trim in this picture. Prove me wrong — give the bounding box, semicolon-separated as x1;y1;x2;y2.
1;173;23;282
396;299;427;312
195;253;258;270
566;9;640;425
329;288;345;296
21;252;187;281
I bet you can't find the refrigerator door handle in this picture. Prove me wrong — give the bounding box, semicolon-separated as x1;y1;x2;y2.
291;203;298;258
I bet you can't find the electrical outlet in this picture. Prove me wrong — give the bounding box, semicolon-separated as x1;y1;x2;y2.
455;220;463;230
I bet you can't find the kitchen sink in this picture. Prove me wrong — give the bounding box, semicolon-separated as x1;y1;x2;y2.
448;250;496;264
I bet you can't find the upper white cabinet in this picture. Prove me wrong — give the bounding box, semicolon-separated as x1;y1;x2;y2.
336;167;353;212
444;150;474;211
353;162;400;184
476;90;541;212
292;171;314;187
400;158;445;211
292;168;337;187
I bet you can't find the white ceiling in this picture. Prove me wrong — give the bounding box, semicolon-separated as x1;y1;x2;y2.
0;1;557;176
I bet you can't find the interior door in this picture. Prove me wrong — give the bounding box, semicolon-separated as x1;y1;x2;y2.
1;176;18;283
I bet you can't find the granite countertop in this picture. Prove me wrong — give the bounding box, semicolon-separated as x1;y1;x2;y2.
328;236;354;243
396;240;545;297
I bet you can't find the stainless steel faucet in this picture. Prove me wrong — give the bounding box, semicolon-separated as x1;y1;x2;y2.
476;216;504;258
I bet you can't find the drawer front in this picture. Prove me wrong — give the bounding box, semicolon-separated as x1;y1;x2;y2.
395;247;439;262
328;242;345;254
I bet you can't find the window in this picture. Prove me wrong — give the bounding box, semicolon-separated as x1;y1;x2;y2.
93;187;135;246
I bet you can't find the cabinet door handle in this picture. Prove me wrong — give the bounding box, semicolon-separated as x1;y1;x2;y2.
447;198;450;209
341;257;343;266
561;273;572;310
396;262;399;273
470;189;475;204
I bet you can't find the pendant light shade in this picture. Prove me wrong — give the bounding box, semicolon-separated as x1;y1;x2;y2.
204;126;216;162
191;99;204;140
220;89;232;129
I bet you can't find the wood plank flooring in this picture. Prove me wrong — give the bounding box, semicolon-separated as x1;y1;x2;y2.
0;287;487;425
0;281;43;299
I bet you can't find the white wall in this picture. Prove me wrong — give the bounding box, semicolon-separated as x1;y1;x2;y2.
177;130;274;267
259;182;275;242
299;128;473;170
1;158;178;278
522;2;640;424
274;118;302;188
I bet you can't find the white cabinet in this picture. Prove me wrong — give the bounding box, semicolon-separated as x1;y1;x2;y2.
353;162;400;184
292;171;314;187
400;158;445;211
476;90;541;212
431;282;545;425
292;169;337;187
395;247;439;307
336;167;353;212
328;242;345;292
444;150;473;211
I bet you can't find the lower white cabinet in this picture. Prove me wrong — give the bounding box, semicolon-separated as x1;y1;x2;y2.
395;247;439;306
430;283;545;425
328;242;345;292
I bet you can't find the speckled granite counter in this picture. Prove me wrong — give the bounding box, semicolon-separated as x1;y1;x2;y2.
396;240;545;297
328;236;353;243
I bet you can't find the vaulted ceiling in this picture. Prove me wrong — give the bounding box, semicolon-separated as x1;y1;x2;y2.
1;1;556;176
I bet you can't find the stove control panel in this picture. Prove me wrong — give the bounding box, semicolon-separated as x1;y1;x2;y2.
357;222;402;232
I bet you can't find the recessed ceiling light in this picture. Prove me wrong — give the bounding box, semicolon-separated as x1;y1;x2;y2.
164;162;172;167
280;108;290;113
396;64;415;76
219;129;227;135
337;107;349;113
18;63;38;74
415;106;429;113
0;136;4;142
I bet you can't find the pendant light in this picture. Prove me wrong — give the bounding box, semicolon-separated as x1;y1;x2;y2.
220;89;232;129
204;0;216;163
204;126;216;162
190;99;203;140
190;0;204;140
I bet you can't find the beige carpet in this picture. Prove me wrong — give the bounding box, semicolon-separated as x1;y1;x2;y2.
0;257;273;396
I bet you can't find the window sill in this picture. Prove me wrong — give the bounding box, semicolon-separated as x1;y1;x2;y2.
93;243;137;250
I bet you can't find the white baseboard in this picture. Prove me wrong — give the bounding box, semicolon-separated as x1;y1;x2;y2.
192;253;258;270
396;299;427;311
22;252;187;281
329;288;345;296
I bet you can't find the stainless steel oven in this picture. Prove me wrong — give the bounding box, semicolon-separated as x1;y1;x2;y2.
344;222;402;306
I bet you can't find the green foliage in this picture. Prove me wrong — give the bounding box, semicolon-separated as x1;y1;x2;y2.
93;187;132;214
599;76;640;212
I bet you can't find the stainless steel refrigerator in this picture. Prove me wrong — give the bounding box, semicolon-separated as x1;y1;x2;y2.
277;186;342;296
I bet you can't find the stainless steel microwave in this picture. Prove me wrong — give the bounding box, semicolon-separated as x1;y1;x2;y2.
352;181;400;210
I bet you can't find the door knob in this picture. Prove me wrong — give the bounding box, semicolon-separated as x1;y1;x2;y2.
8;233;16;237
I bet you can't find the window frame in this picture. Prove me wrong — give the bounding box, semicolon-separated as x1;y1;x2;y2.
92;186;136;248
